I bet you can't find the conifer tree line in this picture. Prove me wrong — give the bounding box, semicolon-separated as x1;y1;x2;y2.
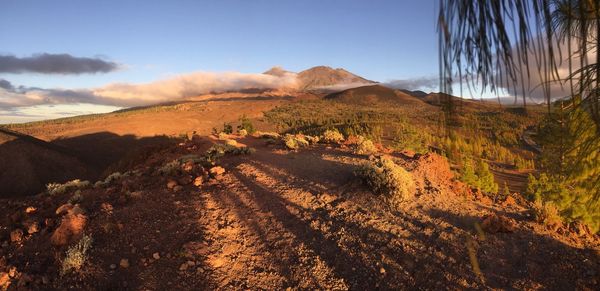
439;0;600;231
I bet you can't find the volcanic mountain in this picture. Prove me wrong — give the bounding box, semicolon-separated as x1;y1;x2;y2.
263;65;376;90
297;66;375;90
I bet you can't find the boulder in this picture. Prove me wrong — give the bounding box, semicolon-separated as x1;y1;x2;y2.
481;214;516;233
209;166;225;177
50;213;87;246
166;179;178;189
10;229;23;243
193;176;203;187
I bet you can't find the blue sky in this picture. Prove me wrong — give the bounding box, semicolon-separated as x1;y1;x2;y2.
0;0;440;123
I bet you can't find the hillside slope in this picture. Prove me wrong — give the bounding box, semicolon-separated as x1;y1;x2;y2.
0;134;597;290
0;128;92;198
324;84;428;106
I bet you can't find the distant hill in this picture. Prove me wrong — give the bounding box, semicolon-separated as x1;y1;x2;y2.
263;66;375;91
398;89;429;98
324;84;427;105
263;66;293;77
0;128;91;198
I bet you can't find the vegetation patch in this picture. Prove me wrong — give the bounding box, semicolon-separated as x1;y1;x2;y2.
61;234;93;275
355;156;415;205
352;135;377;155
47;179;91;196
322;129;344;144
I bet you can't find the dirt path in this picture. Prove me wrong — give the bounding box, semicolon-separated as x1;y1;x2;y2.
1;136;598;290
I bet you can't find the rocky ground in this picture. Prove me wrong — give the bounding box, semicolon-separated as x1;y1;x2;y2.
0;134;598;290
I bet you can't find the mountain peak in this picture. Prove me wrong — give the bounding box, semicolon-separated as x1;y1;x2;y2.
297;66;375;90
263;66;293;77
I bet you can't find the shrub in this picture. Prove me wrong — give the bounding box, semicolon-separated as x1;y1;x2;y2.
217;132;229;140
237;115;256;134
304;135;320;144
225;139;238;146
283;134;309;150
206;143;254;162
47;179;90;195
68;190;83;204
158;160;182;176
355;156;415;205
222;122;233;134
353;136;377;155
238;129;248;137
322;129;344;144
254;131;280;139
532;201;562;227
61;234;93;275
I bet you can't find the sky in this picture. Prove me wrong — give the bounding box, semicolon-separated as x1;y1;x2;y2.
0;0;441;123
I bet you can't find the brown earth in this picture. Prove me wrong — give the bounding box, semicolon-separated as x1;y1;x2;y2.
0;135;598;290
324;85;429;106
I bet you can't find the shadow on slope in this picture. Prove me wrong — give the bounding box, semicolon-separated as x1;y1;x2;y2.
0;130;177;198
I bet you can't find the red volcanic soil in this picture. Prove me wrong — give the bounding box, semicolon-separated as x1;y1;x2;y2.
0;134;597;290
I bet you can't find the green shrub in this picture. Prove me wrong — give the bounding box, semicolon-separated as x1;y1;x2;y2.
322;129;344;144
353;136;377;155
61;234;93;275
206;143;254;162
304;135;320;144
47;179;90;195
222;122;233;134
355;156;415;205
532;201;562;227
283;134;309;150
68;190;83;204
254;131;280;139
158;160;181;176
225;139;238;146
237;115;256;134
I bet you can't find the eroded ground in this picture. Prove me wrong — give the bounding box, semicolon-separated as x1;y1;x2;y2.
1;136;598;290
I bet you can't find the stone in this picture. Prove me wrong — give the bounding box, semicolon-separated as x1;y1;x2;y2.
110;264;117;270
179;263;189;271
55;203;74;215
193;176;203;187
481;214;516;233
0;272;9;289
209;166;225;177
166;179;178;189
24;207;37;214
379;267;386;274
153;252;160;260
182;161;195;173
173;185;184;192
10;229;23;243
50;213;87;246
23;220;39;234
100;203;114;214
120;259;130;268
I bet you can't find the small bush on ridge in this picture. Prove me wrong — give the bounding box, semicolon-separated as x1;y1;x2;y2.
322;129;344;144
355;156;415;206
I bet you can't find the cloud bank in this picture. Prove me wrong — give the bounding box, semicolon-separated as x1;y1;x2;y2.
0;71;299;109
384;76;438;91
0;53;119;74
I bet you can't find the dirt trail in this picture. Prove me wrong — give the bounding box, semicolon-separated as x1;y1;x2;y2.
0;136;598;290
